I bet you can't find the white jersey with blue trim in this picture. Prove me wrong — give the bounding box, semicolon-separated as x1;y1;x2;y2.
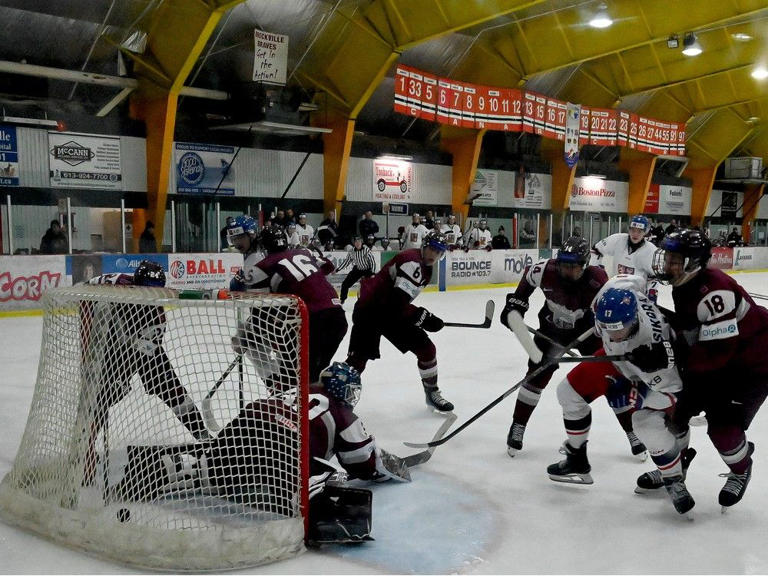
590;233;657;279
593;275;682;401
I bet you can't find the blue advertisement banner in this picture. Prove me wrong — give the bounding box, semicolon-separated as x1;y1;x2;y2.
101;254;168;275
0;125;19;186
175;142;236;195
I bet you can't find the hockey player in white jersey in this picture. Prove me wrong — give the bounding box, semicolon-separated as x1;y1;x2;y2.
226;215;264;291
546;274;695;516
591;215;658;299
440;214;463;250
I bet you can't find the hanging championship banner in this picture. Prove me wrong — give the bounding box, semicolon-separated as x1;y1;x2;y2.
544;98;567;141
588;108;618;146
461;84;477;128
579;107;591;145
564;103;581;168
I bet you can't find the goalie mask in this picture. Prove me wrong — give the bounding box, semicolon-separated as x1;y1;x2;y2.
133;260;166;287
557;236;590;282
320;362;362;407
595;288;638;342
652;228;712;287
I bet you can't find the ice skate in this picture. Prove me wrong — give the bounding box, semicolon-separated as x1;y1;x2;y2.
506;423;525;457
663;475;695;518
547;442;593;485
719;442;754;512
423;386;454;413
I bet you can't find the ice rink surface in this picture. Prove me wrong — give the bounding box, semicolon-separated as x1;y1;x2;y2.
3;271;768;574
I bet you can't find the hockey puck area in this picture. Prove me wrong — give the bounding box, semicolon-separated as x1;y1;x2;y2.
325;470;498;573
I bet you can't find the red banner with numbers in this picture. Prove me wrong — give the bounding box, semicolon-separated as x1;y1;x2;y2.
392;64;686;155
544;98;567;141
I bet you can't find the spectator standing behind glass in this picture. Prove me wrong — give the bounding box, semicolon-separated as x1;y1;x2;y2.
359;211;379;239
424;210;435;230
492;226;511;249
401;213;429;250
220;217;235;251
40;219;68;254
139;221;157;253
727;227;743;247
317;210;339;249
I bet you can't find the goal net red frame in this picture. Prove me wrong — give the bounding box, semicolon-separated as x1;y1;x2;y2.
0;285;311;571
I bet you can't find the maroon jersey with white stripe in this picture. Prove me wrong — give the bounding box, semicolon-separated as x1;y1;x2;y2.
308;387;376;480
513;258;607;336
672;268;768;374
356;248;432;321
245;248;340;313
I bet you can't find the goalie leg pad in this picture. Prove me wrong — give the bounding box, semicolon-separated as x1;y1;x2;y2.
307;485;374;545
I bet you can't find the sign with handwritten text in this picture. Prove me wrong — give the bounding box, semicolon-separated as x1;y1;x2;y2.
253;29;289;85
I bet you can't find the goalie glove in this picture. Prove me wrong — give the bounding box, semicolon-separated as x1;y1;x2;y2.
372;448;411;483
626;341;675;373
500;293;529;329
414;307;444;332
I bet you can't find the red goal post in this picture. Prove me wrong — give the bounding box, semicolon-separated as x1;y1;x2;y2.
0;285;310;571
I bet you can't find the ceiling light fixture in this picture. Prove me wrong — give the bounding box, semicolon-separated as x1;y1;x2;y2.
751;67;768;80
732;32;753;42
682;32;702;56
667;34;679;49
588;3;613;29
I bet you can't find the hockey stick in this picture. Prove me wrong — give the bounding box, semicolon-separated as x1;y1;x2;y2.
444;299;495;329
404;327;595;449
526;325;580;358
402;412;458;467
748;292;768;302
201;355;242;433
522;325;627;362
506;310;543;363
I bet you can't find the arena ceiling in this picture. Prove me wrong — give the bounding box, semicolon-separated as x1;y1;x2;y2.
1;0;768;173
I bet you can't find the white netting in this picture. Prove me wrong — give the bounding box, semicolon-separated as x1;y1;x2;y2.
0;286;309;571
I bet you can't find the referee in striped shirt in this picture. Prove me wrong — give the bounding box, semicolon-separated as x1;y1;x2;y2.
337;235;377;303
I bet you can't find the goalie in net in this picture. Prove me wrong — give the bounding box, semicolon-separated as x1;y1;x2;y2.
80;261;211;484
110;362;410;544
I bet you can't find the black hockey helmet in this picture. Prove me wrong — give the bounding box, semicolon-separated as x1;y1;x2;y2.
365;234;376;247
134;260;166;287
653;228;712;286
260;224;289;253
557;236;590;280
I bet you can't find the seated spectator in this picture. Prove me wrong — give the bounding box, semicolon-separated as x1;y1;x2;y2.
40;219;68;254
492;226;512;249
139;221;157;253
424;210;435;230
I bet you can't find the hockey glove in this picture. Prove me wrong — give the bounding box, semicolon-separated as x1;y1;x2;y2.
414;307;444;332
230;268;246;292
485;245;493;252
627;341;674;373
500;294;529;329
605;375;633;409
372;448;412;483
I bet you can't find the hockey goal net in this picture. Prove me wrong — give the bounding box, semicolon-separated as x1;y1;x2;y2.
0;285;310;571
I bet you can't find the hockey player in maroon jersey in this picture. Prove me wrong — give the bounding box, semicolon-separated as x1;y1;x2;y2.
649;228;768;510
229;223;347;383
80;261;211;484
345;229;452;413
500;236;647;459
111;362;409;543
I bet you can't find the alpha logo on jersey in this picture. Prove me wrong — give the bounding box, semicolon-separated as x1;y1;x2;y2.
699;318;738;341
